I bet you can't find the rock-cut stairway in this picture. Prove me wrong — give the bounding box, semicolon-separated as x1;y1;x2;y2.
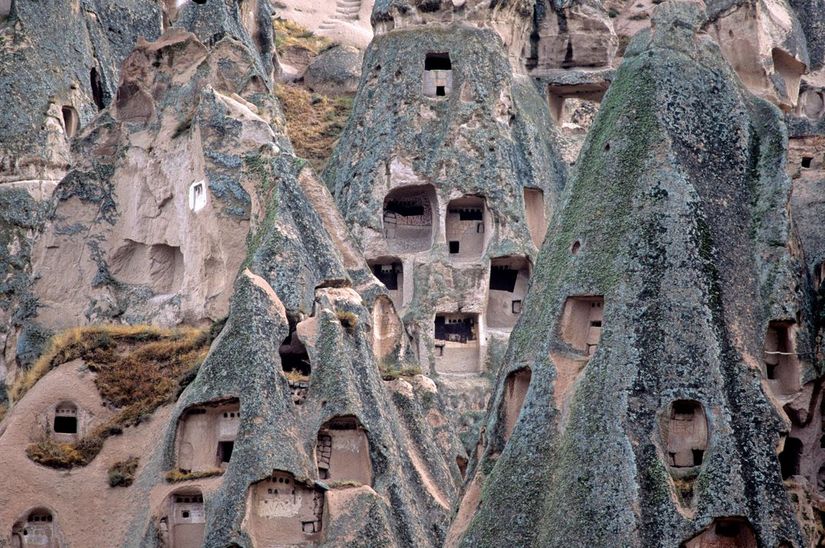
317;0;362;32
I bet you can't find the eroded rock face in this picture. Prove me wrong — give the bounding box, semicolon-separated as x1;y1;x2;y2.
705;0;810;111
455;4;809;546
4;0;825;546
27;30;286;337
0;20;462;545
164;0;276;84
0;0;161;187
305;45;364;95
527;0;618;72
324;6;566;446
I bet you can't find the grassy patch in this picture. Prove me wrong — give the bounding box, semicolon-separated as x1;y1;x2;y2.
165;468;224;483
108;457;139;487
275;84;354;172
273;18;331;56
380;364;423;381
20;324;213;469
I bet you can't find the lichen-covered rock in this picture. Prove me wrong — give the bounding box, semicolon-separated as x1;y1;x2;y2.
305;45;364;95
324;4;567;446
166;0;276;85
0;16;462;547
455;3;810;546
0;189;46;404
0;0;161;186
25;30;285;339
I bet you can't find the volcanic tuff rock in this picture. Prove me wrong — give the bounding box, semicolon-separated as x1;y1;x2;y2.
2;0;825;546
324;0;566;448
0;0;161;187
0;7;462;546
455;3;811;546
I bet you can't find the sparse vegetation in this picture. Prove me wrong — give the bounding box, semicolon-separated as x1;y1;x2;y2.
26;436;86;468
21;324;214;469
285;369;310;383
327;480;362;488
380;364;423;381
275;84;354;172
165;468;224;483
273;18;331;56
108;457;139;487
336;311;358;334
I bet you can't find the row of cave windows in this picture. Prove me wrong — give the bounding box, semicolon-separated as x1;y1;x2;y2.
45;311;798;439
497;300;804;483
157;409;369;544
8;506;759;548
175;403;371;494
382;187;548;255
12;472;320;548
8;499;765;546
371;257;530;325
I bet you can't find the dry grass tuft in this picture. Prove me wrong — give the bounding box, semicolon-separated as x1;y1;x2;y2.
275;84;353;172
273;18;331;55
26;437;87;469
285;369;310;383
380;365;423;381
165;468;224;483
108;456;139;487
336;311;358;334
327;480;362;489
22;324;213;469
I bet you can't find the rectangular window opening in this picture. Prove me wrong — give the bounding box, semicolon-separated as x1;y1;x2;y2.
218;441;234;463
53;416;78;434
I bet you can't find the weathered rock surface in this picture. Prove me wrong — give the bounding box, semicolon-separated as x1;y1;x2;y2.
2;0;825;546
28;30;284;337
273;0;375;49
0;0;161;187
455;3;811;546
0;21;462;548
304;45;363;95
324;0;567;447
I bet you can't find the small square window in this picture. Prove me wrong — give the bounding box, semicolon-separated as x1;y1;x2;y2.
182;511;190;519
435;344;444;357
449;241;460;254
512;300;522;314
189;181;207;212
54;415;78;434
436;86;446;97
802;157;813;168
